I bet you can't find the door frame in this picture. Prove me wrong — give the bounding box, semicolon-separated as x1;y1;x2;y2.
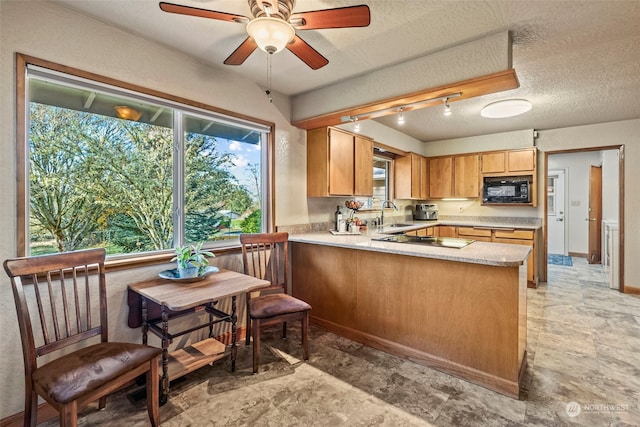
588;165;602;264
543;145;625;292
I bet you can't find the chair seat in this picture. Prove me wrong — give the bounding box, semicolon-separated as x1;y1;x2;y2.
248;294;311;320
32;342;161;404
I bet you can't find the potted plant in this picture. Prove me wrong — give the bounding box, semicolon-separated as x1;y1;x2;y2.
172;242;214;278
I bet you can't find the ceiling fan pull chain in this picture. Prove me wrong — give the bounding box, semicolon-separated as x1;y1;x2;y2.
266;53;273;103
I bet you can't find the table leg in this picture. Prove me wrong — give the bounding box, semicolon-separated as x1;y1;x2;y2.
231;295;237;372
141;298;149;345
160;305;170;406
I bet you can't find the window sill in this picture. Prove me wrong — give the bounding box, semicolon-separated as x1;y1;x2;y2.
104;244;241;273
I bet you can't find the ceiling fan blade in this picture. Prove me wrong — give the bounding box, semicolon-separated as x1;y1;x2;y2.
159;2;249;23
290;5;370;30
287;36;329;70
224;37;258;66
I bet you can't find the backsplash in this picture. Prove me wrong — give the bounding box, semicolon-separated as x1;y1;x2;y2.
438;215;542;226
278;215;542;235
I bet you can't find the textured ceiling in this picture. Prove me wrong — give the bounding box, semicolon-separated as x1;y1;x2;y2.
53;0;640;142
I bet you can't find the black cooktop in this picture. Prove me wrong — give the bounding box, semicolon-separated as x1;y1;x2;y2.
372;234;475;249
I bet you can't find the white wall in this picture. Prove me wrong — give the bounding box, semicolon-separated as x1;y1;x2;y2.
548;151;603;254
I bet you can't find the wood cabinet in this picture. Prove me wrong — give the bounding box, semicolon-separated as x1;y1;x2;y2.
429;154;479;199
406;226;435;237
307;127;373;197
436;225;457;237
493;229;536;286
480;148;536;175
429;157;453;198
438;225;539;287
454;154;480;198
395;152;428;199
457;226;493;242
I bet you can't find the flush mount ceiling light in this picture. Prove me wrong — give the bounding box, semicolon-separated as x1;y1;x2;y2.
114;106;141;121
481;99;532;118
246;16;295;54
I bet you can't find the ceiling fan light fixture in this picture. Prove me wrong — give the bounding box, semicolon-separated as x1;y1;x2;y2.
481;99;532;118
246;17;295;54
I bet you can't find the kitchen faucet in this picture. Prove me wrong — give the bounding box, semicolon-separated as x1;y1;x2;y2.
380;200;398;226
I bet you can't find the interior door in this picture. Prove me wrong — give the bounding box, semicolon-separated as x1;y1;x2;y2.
588;165;602;263
547;170;566;255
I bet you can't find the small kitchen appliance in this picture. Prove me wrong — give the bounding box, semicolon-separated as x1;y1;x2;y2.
414;204;438;221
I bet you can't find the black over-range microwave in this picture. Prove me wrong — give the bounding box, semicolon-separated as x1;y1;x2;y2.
482;176;532;204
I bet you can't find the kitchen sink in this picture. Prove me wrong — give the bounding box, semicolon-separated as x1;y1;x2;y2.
385;223;413;227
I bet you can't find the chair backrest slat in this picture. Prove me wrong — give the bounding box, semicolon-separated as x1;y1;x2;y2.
3;248;107;374
240;232;288;292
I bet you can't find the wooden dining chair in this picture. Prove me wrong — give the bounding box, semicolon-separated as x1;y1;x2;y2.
240;232;311;373
3;248;162;427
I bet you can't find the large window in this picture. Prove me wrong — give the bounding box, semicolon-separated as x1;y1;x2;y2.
19;58;273;257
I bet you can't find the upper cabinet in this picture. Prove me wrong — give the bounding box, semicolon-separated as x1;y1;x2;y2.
429;154;479;199
395;153;428;199
307;127;373;197
480;148;536;175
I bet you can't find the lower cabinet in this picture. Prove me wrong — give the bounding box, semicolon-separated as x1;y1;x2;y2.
493;229;537;286
406;227;435;237
442;225;539;287
457;226;493;242
436;225;457;237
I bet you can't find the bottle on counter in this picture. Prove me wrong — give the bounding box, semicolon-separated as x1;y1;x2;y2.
334;206;343;231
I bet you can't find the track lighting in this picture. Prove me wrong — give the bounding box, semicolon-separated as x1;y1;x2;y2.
340;92;461;125
443;98;452;116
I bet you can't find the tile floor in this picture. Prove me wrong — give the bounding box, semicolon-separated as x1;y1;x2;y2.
43;258;639;426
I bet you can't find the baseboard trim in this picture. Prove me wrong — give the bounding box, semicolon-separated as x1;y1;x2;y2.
310;317;522;399
624;285;640;295
568;252;588;258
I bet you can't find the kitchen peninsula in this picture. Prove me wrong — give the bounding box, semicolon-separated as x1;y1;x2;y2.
290;229;530;398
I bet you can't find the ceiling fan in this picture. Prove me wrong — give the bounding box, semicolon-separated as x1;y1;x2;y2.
159;1;371;70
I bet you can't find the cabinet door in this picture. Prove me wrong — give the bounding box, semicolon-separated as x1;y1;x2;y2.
328;128;355;196
493;237;534;283
354;136;373;196
508;149;535;172
394;154;413;199
437;225;457;237
394;153;427;200
419;155;429;199
481;152;506;173
429;157;453;198
454;154;479;198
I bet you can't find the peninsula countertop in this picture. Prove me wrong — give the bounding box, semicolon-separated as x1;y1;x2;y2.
289;228;532;268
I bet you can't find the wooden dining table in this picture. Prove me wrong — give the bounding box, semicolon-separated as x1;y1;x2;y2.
128;268;270;404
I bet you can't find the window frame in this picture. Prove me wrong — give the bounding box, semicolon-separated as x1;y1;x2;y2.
15;53;276;264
